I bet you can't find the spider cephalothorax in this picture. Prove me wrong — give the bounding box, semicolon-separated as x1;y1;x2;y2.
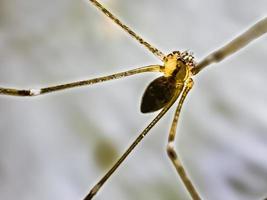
163;51;195;78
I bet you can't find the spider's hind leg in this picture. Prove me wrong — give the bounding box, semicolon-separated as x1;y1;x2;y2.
166;78;201;200
0;65;163;97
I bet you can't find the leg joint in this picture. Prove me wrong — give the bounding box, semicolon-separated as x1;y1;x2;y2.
167;143;177;159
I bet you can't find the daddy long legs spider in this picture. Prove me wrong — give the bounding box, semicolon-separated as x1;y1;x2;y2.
0;0;267;199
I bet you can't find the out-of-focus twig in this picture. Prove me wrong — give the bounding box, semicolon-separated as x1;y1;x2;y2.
192;17;267;75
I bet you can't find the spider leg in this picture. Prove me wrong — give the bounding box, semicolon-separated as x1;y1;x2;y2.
0;65;163;97
166;78;201;200
84;89;181;200
89;0;166;61
193;17;267;75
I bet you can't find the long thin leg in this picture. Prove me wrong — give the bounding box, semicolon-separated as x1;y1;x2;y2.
192;17;267;75
89;0;166;61
166;78;201;200
0;65;163;97
84;89;182;200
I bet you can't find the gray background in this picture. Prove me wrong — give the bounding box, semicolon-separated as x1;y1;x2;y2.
0;0;267;199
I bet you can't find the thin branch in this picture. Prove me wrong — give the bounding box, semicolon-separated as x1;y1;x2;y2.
192;17;267;75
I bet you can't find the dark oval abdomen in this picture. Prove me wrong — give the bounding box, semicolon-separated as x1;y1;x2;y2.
140;76;182;113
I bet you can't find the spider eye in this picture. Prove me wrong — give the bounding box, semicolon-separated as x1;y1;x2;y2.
180;51;195;66
173;51;181;56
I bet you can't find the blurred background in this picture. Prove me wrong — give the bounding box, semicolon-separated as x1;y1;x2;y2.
0;0;267;199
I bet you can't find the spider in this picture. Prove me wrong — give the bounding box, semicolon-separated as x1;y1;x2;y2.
0;0;266;199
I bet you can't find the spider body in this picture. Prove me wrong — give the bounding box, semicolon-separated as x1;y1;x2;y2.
141;51;195;113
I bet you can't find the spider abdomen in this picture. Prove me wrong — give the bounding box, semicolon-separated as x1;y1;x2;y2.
140;76;183;113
